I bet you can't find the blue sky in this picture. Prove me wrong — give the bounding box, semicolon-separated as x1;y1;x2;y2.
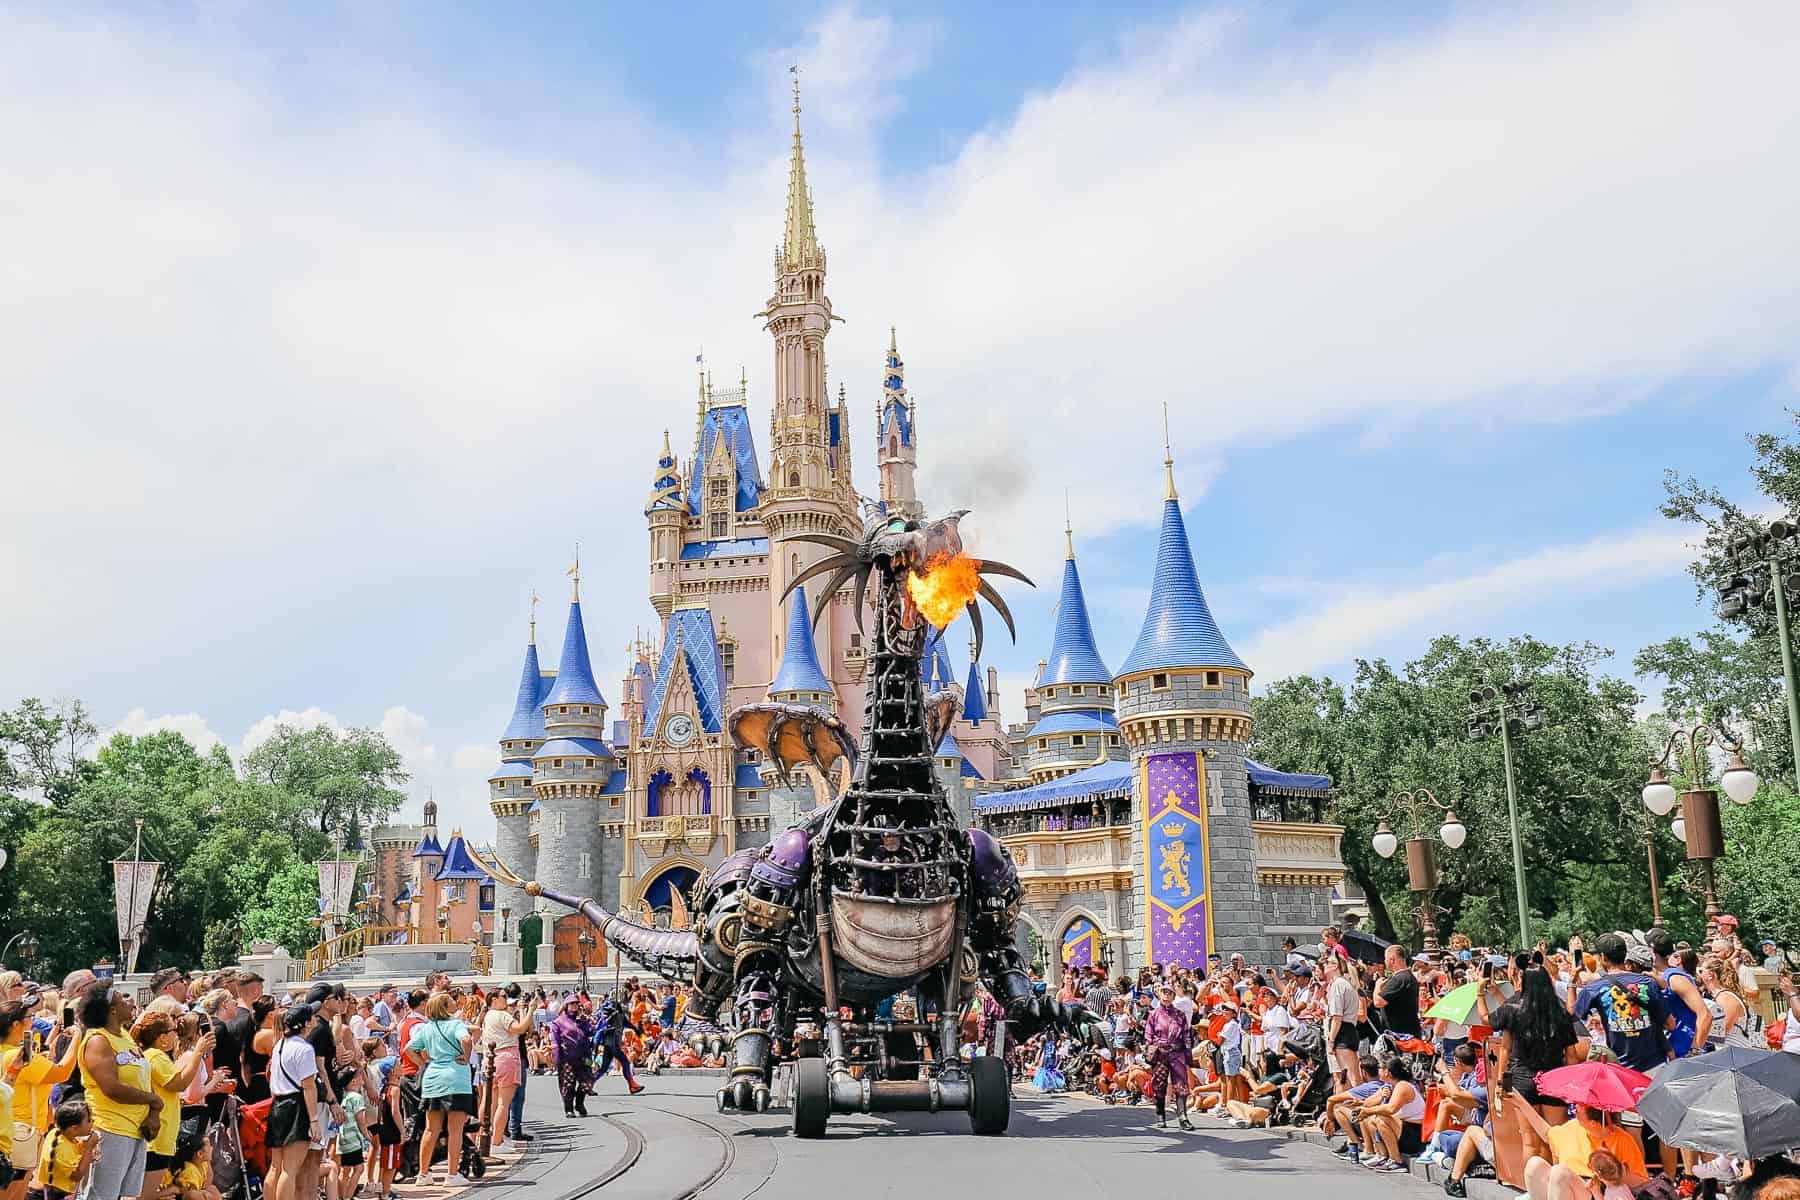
4;2;1797;835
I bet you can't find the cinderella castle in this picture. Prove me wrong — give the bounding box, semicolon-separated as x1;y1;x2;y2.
471;87;1348;972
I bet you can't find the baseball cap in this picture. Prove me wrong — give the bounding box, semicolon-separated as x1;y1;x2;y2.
303;982;333;1005
1625;943;1655;969
1761;939;1778;949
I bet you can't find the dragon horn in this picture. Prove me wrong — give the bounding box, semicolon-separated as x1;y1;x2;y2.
781;552;857;606
966;600;985;663
976;578;1019;643
782;532;859;555
809;565;858;630
850;564;871;634
976;559;1034;587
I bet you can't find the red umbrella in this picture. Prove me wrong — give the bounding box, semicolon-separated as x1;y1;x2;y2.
1536;1061;1654;1113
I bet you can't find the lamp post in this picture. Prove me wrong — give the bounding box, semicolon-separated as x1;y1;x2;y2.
577;929;596;986
1;931;37;966
499;906;512;945
1371;787;1467;952
1643;723;1759;928
1468;681;1544;948
435;903;451;944
1718;520;1800;789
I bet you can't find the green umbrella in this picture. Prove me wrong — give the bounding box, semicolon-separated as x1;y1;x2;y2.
1424;980;1483;1025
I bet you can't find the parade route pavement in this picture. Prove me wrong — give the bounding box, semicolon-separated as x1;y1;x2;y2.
474;1070;1447;1199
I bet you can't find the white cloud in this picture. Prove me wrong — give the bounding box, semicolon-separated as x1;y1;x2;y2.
104;708;225;756
237;708;346;757
453;744;493;771
1238;523;1698;681
379;706;438;769
5;2;1798;809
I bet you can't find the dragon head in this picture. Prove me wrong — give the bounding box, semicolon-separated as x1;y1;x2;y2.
779;508;1032;660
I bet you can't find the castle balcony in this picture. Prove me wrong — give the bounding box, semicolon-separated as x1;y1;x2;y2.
996;821;1136;909
636;812;716;858
1250;820;1347;889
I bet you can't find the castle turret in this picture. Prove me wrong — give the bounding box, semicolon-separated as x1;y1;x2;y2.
531;565;615;910
1115;439;1256;958
768;586;835;709
646;430;685;619
877;327;921;520
761;78;857;707
1028;526;1124;781
488;605;544;922
409;799;444;931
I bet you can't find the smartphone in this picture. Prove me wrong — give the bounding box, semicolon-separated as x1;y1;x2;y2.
63;1003;76;1027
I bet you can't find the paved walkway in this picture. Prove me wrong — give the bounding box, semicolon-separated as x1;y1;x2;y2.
466;1070;1460;1199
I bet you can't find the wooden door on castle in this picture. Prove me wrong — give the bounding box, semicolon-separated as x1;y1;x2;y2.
551;912;605;972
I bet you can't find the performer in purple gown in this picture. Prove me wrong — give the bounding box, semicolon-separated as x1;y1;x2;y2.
1145;984;1195;1131
551;998;596;1118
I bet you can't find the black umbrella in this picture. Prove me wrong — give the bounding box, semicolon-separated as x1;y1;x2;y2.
1338;928;1392;966
1637;1047;1800;1159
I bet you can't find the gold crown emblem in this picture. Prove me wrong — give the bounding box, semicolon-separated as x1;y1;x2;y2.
1160;821;1188;838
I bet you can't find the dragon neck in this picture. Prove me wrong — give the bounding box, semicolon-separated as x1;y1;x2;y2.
857;564;938;812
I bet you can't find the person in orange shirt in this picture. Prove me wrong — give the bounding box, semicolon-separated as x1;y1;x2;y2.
1514;1102;1646;1200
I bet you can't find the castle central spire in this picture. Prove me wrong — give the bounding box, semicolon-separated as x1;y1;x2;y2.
782;71;823;274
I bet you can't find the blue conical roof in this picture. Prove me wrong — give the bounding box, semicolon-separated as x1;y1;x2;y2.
770;586;833;695
1118;499;1246;676
433;831;493;882
1044;554;1112;685
543;601;606;707
501;641;546;744
962;659;989;722
935;730;963;759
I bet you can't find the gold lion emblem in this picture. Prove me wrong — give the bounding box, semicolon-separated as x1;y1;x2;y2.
1158;839;1191;898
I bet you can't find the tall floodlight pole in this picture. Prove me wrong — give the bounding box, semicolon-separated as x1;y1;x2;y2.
1468;683;1543;948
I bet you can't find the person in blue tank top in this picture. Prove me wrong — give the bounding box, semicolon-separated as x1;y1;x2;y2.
1648;928;1710;1058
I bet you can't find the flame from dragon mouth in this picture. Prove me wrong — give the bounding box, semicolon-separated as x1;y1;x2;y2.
906;553;983;630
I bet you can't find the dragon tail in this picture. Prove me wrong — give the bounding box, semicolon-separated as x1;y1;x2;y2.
468;846;699;981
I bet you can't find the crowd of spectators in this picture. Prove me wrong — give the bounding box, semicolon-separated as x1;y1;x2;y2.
1008;920;1800;1200
0;965;724;1200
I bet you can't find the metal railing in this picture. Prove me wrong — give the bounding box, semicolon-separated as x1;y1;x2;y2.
303;924;420;977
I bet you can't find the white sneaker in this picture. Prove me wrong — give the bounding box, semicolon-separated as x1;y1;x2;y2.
1361;1156;1390;1170
1415;1149;1440;1165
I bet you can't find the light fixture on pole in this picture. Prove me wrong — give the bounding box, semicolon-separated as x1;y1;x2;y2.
1371;787;1466;953
1468;681;1543;947
1719;519;1800;790
1645;723;1759;927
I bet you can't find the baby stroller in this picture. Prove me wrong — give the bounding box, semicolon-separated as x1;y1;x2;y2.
1275;1019;1333;1125
398;1075;488;1181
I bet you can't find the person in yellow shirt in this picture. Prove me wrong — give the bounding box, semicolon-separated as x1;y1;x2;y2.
78;985;160;1200
130;1012;214;1200
1516;1101;1648;1200
3;995;82;1172
34;1099;97;1200
171;1130;221;1200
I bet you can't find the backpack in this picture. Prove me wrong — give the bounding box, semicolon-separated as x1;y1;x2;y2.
237;1098;272;1181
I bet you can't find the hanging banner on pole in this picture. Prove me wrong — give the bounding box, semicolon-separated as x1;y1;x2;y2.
318;861;359;921
112;858;160;975
1141;750;1214;971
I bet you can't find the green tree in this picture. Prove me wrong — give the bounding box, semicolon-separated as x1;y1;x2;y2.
238;860;325;957
1252;635;1669;947
240;725;408;844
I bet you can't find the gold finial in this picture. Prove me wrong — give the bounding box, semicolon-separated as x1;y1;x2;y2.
567;543;581;602
1162;401;1177;501
791;64;801;122
529;588;540;643
889;325;897;354
661;428;672;457
1065;488;1075;559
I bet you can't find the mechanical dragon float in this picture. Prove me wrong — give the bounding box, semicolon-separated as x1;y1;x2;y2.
477;509;1097;1136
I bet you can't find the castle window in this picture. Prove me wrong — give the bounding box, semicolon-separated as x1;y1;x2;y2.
1109;735;1120;747
1043;687;1055;699
559;706;568;715
554;759;564;769
1152;673;1169;691
720;639;736;684
610;796;619;807
1072;685;1084;695
1071;735;1085;747
1038;739;1048;751
577;852;591;879
1206;671;1221;687
585;758;595;769
788;471;800;488
850;632;861;649
888;435;898;457
710;513;728;537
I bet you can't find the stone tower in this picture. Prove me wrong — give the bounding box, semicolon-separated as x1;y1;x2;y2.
1027;525;1125;783
1114;446;1259;961
531;570;614;911
760;79;859;693
876;327;921;520
487;607;545;921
